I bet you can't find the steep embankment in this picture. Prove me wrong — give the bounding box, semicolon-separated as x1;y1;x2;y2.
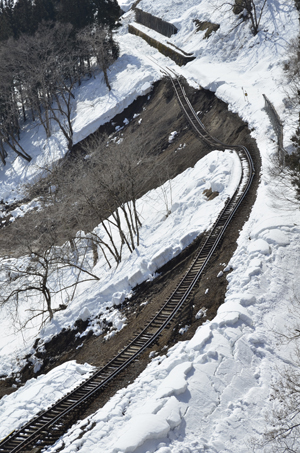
0;78;259;257
0;77;260;411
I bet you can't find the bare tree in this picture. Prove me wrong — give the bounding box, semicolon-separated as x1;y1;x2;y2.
273;37;300;202
281;37;300;115
0;52;32;162
0;17;120;163
0;215;99;330
214;0;268;35
0;111;32;162
264;367;300;453
265;152;300;210
249;294;300;453
78;23;119;91
0;21;92;161
24;130;160;267
16;22;79;149
20;121;174;271
79;134;158;255
0;139;8;165
250;350;300;453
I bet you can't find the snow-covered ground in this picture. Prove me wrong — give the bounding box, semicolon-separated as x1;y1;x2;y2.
0;0;299;451
0;149;240;377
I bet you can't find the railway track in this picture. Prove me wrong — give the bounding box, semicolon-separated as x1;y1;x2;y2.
0;69;255;453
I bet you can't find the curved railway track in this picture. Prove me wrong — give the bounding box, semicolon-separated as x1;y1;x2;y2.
0;69;255;453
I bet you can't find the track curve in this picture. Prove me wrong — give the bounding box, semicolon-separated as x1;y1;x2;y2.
0;70;255;453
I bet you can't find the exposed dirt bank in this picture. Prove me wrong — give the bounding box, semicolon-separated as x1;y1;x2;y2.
0;77;259;256
0;77;261;418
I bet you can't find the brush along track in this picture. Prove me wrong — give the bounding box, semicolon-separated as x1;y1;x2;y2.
0;70;255;453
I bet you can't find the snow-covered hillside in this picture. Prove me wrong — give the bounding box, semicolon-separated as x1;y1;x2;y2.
0;0;299;452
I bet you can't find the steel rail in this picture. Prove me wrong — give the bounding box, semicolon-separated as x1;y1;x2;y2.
0;66;255;453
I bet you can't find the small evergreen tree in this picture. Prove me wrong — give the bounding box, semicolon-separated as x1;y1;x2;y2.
284;34;300;201
32;0;57;30
13;0;35;36
287;113;300;200
58;0;95;30
0;0;13;40
0;0;17;40
93;0;121;29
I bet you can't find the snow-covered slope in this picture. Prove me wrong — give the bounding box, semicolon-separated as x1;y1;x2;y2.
0;150;240;377
0;0;299;452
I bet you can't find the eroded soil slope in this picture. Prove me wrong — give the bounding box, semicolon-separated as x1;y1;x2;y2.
0;77;261;408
